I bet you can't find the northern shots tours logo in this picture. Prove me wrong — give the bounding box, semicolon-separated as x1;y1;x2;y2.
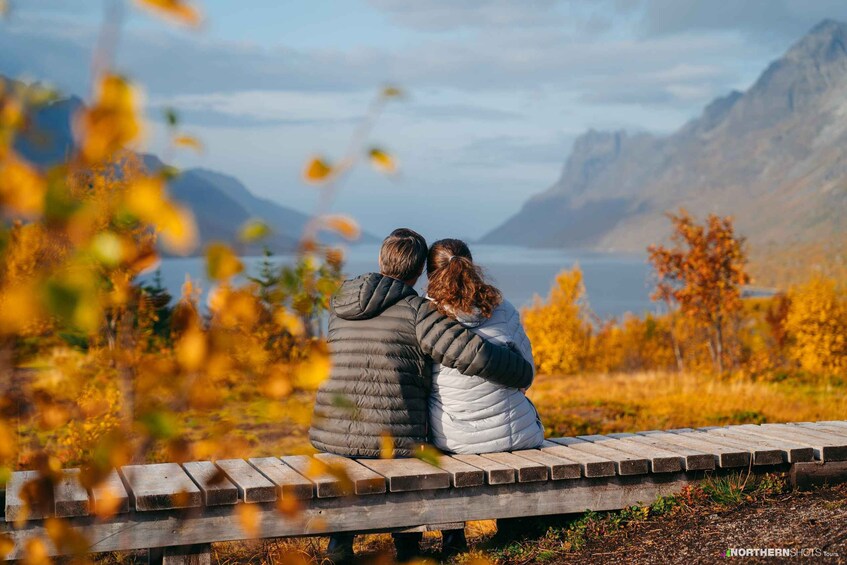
725;547;838;558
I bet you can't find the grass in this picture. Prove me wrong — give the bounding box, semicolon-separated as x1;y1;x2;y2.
527;371;847;438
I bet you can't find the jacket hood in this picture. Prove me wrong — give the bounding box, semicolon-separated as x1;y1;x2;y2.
331;273;418;320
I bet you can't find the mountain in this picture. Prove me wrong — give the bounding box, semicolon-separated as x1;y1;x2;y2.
9;79;377;253
482;20;847;278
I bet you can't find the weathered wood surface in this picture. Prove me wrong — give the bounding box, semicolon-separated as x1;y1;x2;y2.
4;472;702;559
435;456;485;487
637;431;751;468
790;461;847;490
607;433;715;471
540;441;616;477
281;455;349;498
704;427;815;463
91;469;130;516
357;458;450;492
314;454;387;495
248;457;314;499
753;424;847;462
512;449;581;480
121;463;202;511
480;452;548;482
793;422;847;440
5;471;44;522
181;462;239;506
161;543;212;565
215;459;277;503
549;437;649;475
578;435;683;473
54;469;90;518
452;454;515;484
668;431;782;465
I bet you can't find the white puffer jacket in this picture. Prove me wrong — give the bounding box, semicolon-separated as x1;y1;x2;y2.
428;299;544;454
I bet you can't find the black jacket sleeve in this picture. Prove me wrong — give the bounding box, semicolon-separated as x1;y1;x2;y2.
412;298;534;389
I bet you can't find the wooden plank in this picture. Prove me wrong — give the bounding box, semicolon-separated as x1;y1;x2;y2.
451;454;515;485
549;437;648;475
162;543;211;565
54;469;90;518
815;420;847;429
668;431;782;466
5;471;47;522
540;441;616;477
313;454;386;495
6;473;703;558
480;452;548;482
248;458;314;500
121;463;202;511
357;458;450;492
91;470;130;516
577;435;683;473
706;427;814;463
435;456;485;487
793;422;847;440
181;462;238;506
215;459;277;503
790;461;847;491
281;455;349;498
512;450;581;480
607;433;714;471
635;432;750;468
739;425;847;462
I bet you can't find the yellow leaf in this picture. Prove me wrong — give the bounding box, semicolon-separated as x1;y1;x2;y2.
237;503;261;538
274;309;305;337
294;342;331;390
159;204;198;255
0;156;46;217
173;134;203;152
382;85;404;98
380;432;394;459
135;0;201;26
238;219;272;243
303;156;333;184
77;74;142;163
176;325;207;372
22;538;49;565
206;243;243;281
90;232;126;266
319;214;360;241
263;365;293;400
0;533;13;560
368;147;397;174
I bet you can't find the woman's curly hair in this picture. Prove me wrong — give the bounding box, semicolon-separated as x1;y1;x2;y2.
426;238;502;319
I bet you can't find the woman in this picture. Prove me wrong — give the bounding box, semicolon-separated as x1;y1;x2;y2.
426;238;544;455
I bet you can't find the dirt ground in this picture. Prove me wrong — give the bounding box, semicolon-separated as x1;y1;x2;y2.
563;483;847;564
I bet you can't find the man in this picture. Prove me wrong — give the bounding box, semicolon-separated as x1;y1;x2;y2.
309;228;533;563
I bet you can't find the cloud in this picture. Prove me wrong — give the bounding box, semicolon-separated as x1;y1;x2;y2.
367;0;565;32
453;134;573;168
635;0;847;44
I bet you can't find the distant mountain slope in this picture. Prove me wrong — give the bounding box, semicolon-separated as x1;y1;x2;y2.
482;20;847;274
9;81;377;253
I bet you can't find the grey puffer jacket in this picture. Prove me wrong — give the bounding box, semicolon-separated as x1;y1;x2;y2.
309;273;534;458
429;300;544;454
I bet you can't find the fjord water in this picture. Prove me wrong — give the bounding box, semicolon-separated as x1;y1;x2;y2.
142;245;657;319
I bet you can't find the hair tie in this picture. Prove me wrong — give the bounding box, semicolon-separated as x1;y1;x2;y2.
448;255;458;263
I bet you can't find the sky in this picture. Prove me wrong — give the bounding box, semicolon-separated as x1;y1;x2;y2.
3;0;847;240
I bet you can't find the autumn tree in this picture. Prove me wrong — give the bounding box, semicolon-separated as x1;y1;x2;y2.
522;266;594;375
648;209;750;374
784;275;847;377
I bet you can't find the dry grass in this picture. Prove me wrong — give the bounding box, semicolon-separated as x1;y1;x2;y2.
528;371;847;438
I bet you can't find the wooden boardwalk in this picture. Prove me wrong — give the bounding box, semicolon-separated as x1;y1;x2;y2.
3;421;847;560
